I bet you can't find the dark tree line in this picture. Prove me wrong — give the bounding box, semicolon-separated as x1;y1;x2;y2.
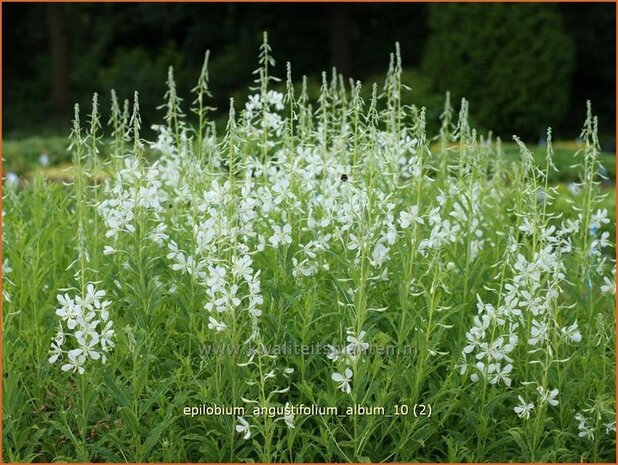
3;3;615;140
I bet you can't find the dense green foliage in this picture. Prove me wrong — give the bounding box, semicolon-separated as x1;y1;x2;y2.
423;4;574;139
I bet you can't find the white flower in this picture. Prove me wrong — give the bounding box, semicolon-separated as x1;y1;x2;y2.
576;414;595;440
205;265;227;290
171;252;195;274
56;293;79;328
202;179;230;206
603;421;616;435
463;327;484;354
470;361;487;382
53;283;114;373
267;90;285;111
245;94;262;113
48;325;65;364
61;348;86;375
214;284;241;311
344;232;360;251
292;257;317;278
537;387;559;406
345;329;369;360
235;416;252;440
567;182;580;196
371;242;390;267
476;338;508;362
269;223;292;248
438;219;460;244
575;412;586;426
331;368;353;394
99;321;115;352
519;290;542;316
208;316;227;332
514;395;534;419
2;259;13;275
40;152;50;166
600;275;616;295
449;202;467;222
380;223;398;246
281;402;295;429
231;254;253;280
561;321;582;343
74;315;99;344
489;363;513;387
83;283;106;309
528;319;549;346
148;223;168;245
590;231;610;254
326;344;340;361
590;209;609;230
99;193;135;238
77;334;101;361
455;358;469;375
5;172;20;186
518;217;535;235
99;300;111;322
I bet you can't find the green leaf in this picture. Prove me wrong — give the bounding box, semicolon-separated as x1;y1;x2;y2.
102;371;130;407
142;420;168;457
117;406;140;437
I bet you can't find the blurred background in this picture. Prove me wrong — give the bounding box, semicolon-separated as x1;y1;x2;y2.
2;2;616;172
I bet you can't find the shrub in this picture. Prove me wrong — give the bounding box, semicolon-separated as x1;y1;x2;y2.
422;3;574;138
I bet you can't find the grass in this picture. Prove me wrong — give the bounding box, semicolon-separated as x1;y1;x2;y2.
2;37;616;463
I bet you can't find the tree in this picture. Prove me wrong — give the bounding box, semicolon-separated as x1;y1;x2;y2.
46;4;70;121
329;3;352;77
561;3;616;138
422;4;574;138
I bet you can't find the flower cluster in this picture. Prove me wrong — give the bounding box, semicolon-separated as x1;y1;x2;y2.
49;283;115;374
243;90;286;137
98;158;168;239
459;207;583;393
